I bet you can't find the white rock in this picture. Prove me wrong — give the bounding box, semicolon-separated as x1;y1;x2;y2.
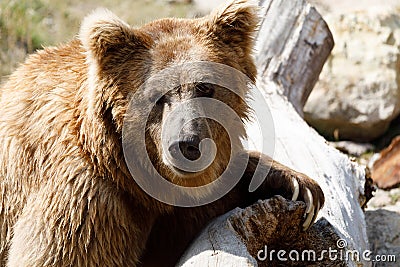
309;0;400;16
367;189;394;208
304;9;400;141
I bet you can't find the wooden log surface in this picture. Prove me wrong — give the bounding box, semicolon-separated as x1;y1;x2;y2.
256;0;334;115
178;0;370;266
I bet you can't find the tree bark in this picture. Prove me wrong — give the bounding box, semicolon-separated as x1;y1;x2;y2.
177;0;370;266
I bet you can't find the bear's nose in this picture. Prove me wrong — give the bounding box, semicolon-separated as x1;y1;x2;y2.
169;136;201;161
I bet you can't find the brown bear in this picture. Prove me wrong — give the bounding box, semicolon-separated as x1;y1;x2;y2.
0;0;324;266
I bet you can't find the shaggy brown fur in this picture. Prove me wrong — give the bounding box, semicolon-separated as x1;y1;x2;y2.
0;1;324;266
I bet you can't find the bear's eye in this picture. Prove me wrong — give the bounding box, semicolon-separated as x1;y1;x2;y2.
195;83;214;97
155;95;168;106
149;92;166;106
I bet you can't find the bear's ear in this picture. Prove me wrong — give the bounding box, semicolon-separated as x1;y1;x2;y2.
206;0;259;48
79;8;149;64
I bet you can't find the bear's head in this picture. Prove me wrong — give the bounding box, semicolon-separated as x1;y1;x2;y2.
80;0;259;188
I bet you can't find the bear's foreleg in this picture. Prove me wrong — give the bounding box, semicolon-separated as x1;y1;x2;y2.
238;151;325;231
139;151;325;266
7;176;153;267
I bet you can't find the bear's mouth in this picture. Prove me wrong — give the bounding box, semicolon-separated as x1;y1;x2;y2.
168;164;219;188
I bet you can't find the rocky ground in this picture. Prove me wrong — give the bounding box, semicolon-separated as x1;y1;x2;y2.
365;189;400;267
306;1;400;265
331;138;400;266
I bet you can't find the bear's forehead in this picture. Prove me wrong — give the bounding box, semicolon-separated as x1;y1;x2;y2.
141;18;199;37
151;35;209;65
143;19;215;70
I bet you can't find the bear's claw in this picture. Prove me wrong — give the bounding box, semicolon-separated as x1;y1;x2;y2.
291;178;300;201
289;175;324;231
246;151;324;231
302;188;315;231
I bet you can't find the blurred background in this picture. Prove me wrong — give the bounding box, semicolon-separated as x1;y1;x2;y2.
1;0;400;264
0;0;194;81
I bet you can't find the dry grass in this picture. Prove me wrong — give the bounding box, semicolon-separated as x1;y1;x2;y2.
0;0;191;82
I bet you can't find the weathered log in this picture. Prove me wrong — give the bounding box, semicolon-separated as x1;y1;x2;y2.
178;197;346;267
178;0;370;266
256;0;334;115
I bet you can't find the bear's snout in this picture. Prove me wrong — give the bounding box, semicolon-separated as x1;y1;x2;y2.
162;118;217;175
169;135;201;161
